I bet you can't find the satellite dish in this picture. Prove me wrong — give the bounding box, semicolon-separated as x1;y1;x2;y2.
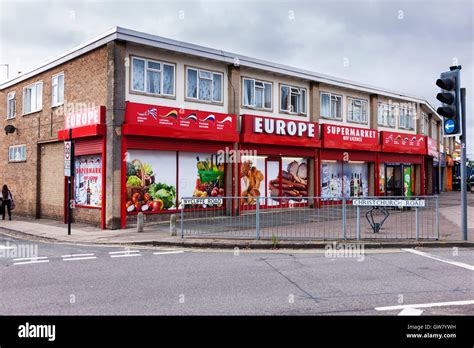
4;125;16;135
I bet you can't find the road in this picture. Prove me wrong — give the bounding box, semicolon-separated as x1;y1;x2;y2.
0;232;473;315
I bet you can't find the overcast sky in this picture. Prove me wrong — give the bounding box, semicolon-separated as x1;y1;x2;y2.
1;0;472;154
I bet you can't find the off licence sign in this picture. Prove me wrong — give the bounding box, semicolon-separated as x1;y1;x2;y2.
352;199;425;207
64;141;72;177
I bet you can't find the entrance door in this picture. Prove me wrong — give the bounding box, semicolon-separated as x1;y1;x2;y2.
266;158;281;207
385;165;402;196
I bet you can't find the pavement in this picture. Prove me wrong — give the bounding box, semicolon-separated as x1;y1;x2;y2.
0;233;472;315
0;191;473;249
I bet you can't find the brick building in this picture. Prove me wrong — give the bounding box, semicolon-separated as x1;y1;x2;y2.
0;27;452;229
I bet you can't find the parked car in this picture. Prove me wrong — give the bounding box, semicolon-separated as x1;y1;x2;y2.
452;176;472;191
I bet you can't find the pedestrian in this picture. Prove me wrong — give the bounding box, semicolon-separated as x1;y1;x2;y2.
1;185;14;221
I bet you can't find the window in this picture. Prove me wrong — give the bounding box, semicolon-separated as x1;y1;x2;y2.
7;91;15;119
242;78;272;110
420;112;429;135
432;121;438;140
281;85;307;115
8;145;26;162
131;56;175;96
186;67;223;103
320;92;342;119
347;97;368;124
23;81;43;114
378;103;396;127
51;73;64;107
399;106;414;129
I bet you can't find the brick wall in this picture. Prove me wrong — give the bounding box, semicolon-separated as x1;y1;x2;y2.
0;47;108;220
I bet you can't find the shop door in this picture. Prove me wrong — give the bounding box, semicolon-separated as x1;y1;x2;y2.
266;158;281;207
385;165;402;196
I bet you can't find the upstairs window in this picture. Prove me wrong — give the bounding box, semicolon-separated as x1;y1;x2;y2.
7;91;15;119
347;97;368;124
8;144;26;162
131;56;175;96
399;106;414;130
281;85;306;115
51;73;64;107
242;78;272;110
378;103;395;127
320;92;342;119
23;81;43;115
420;112;429;135
186;67;223;103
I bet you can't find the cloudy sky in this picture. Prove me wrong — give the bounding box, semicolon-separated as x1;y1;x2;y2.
1;0;472;154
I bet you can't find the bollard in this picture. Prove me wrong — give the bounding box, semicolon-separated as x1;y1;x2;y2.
170;214;177;236
137;212;144;233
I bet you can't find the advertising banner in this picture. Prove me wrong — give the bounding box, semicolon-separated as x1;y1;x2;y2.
240;114;320;147
322;124;379;151
64;106;105;129
403;166;412;197
123;102;238;142
74;155;102;207
381;131;426;155
427;137;439;158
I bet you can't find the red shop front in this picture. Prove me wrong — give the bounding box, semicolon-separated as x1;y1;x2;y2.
121;102;238;228
58;106;107;229
379;131;427;196
239;114;321;209
320;124;380;200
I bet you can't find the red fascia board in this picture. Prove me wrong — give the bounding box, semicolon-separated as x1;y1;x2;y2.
58;124;106;140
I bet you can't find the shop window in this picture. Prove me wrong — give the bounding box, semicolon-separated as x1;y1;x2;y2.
125;150;225;213
377;103;395;127
321;161;342;199
343;162;369;197
399;106;414;130
320;92;342;119
242;78;272;110
131;56;175;97
186;67;223;103
7;91;15;119
74;155;102;207
8;144;26;162
347;97;368;124
51;73;64;107
379;163;385;195
23;81;42;115
281;85;306;115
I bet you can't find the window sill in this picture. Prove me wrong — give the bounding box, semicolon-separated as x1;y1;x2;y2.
184;97;224;107
130;90;176;100
6;116;16;121
279;110;307;117
320;116;343;121
377;124;396;128
8;160;26;163
51;102;64;108
347;119;369;126
22;109;42;116
242;105;273;113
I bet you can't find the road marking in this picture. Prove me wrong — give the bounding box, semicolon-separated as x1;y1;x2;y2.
63;256;97;261
375;299;474;312
13;256;48;261
109;250;140;255
61;253;95;258
398;308;424;316
402;248;474;271
110;253;141;258
153;251;184;255
13;259;50;266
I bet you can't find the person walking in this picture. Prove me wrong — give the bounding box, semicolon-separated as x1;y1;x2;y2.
1;185;13;220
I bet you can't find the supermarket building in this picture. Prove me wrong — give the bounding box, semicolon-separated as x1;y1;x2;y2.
0;27;455;229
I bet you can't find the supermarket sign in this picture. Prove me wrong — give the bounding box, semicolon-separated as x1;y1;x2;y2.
322;124;379;151
352;199;425;207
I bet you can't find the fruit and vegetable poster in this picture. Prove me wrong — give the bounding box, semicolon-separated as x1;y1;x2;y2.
125;150;225;213
74;155;102;207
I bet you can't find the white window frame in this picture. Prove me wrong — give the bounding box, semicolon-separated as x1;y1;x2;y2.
280;84;307;115
51;72;64;107
130;56;176;97
22;81;43;115
347;97;368;124
242;77;272;110
8;144;27;162
320;92;342;120
377;103;396;127
421;112;429;135
7;91;15;120
431;121;438;141
185;67;223;103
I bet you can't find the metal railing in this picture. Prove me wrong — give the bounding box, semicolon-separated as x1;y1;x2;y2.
179;196;439;240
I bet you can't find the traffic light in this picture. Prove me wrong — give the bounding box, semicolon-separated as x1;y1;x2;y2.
436;66;462;137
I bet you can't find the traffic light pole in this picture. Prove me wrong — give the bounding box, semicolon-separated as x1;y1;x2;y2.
460;87;467;241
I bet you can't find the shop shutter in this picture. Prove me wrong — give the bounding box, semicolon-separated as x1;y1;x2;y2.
74;137;103;156
126;136;229;153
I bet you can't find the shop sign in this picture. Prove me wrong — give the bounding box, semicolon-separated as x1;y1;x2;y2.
353;199;425;207
427;137;438;158
322;124;379;151
74;155;102;207
381;131;426;155
124;102;237;142
240;114;320;147
64;106;105;129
